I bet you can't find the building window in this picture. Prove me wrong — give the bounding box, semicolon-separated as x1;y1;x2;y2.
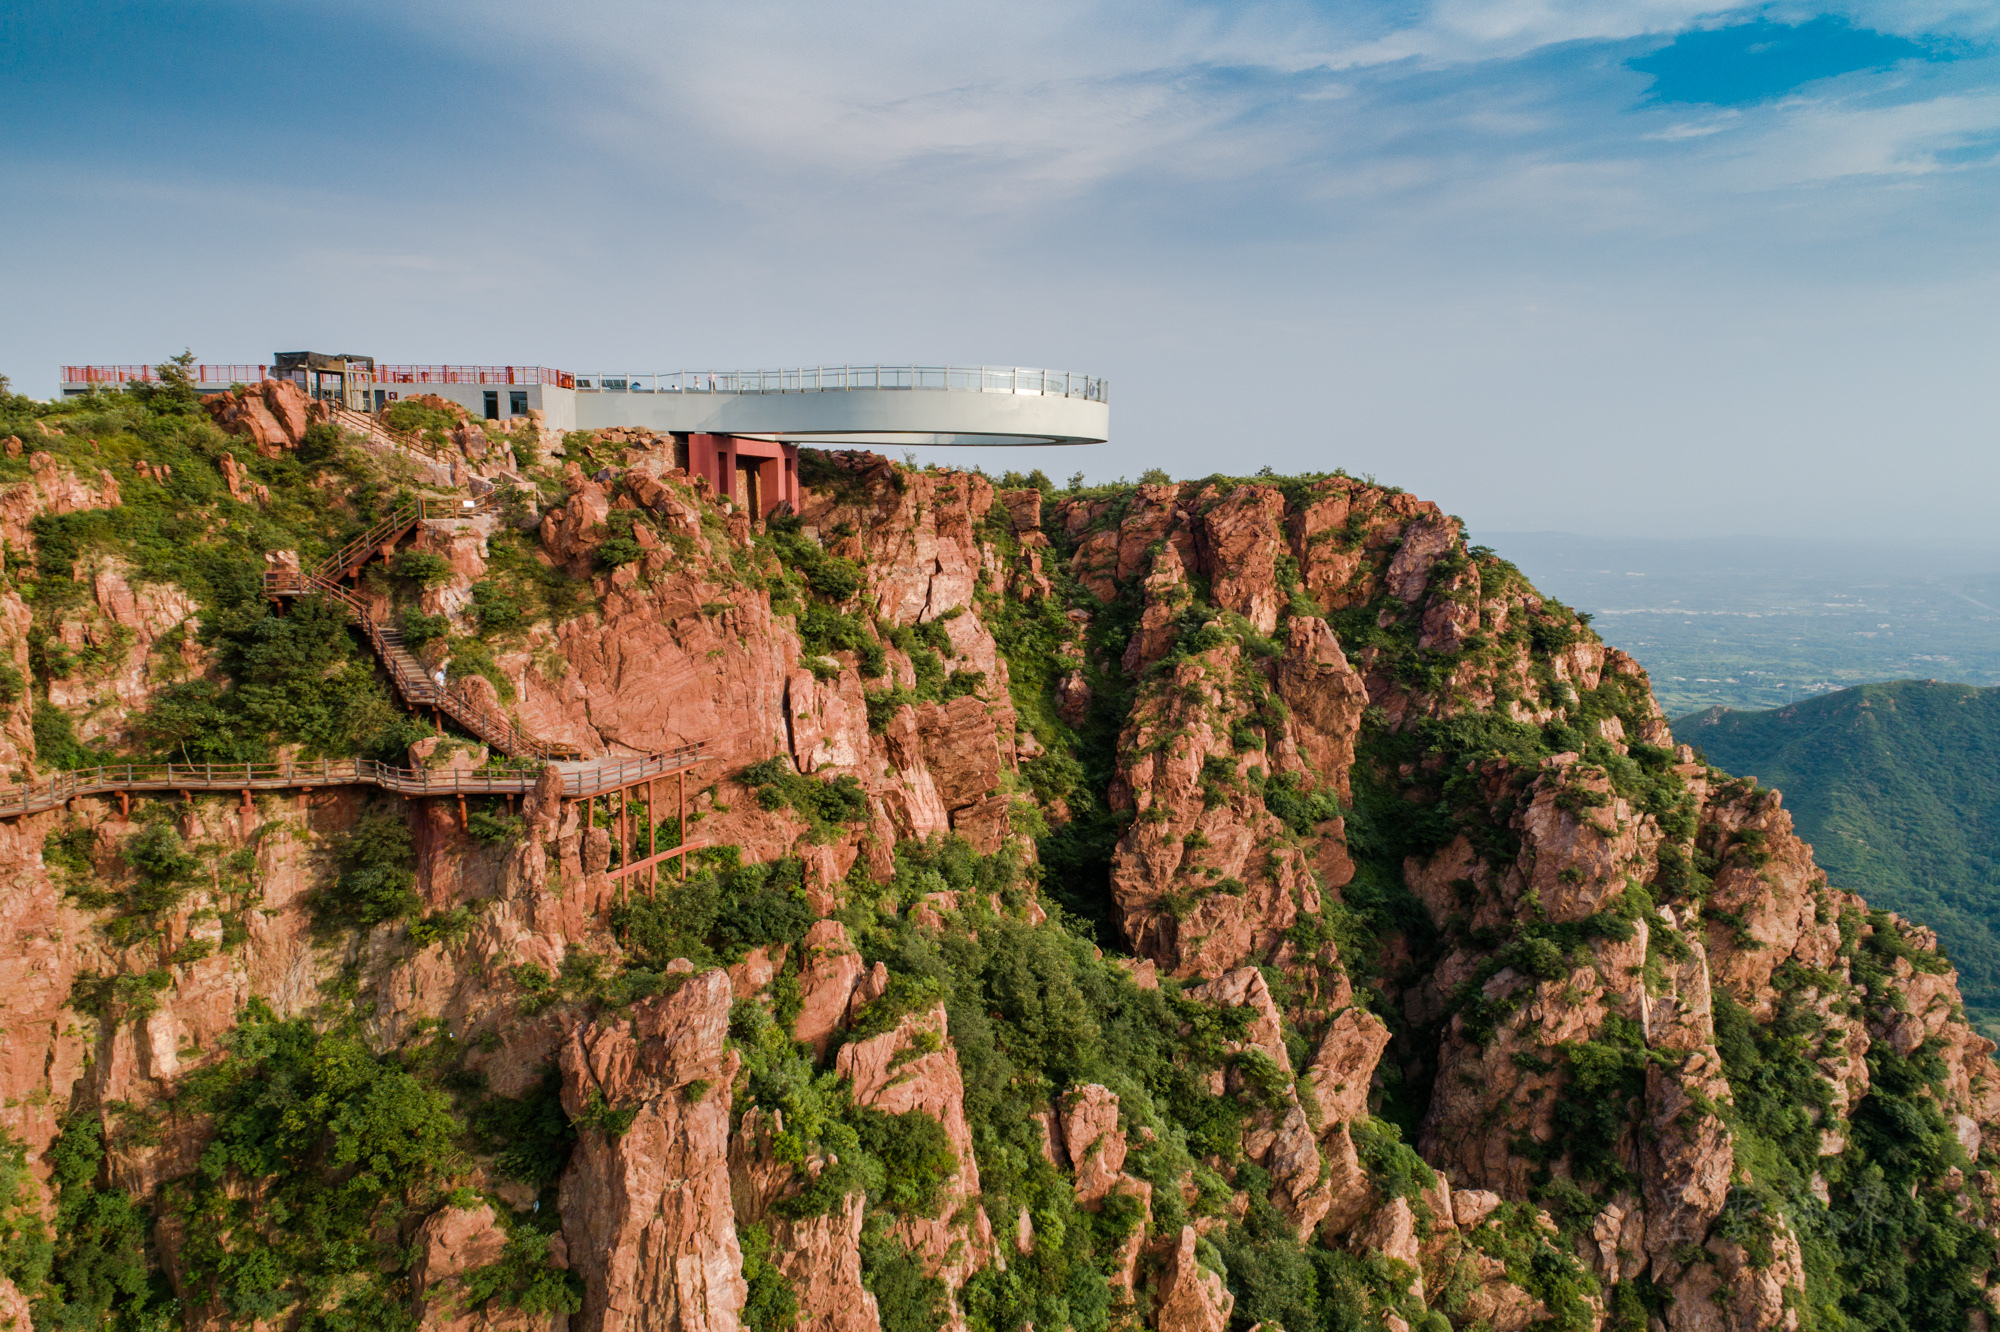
483;391;499;421
510;390;528;416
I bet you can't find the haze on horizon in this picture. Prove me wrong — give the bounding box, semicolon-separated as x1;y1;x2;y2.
3;0;1996;543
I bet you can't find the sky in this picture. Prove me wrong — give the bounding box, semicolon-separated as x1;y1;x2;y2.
2;1;1996;541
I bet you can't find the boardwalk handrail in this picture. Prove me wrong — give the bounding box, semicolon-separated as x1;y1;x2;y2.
323;404;457;462
573;364;1108;403
0;746;705;820
319;495;492;581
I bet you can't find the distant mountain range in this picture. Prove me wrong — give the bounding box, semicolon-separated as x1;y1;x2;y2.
1676;680;2000;1036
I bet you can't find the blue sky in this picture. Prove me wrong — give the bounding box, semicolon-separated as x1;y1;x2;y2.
3;1;1996;540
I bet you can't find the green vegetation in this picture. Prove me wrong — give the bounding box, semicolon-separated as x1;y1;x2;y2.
612;854;817;972
458;1225;584;1317
168;1000;459;1326
314;805;421;927
1676;681;2000;1035
740;1222;800;1332
740;757;872;842
380;398;462;443
38;1119;163;1329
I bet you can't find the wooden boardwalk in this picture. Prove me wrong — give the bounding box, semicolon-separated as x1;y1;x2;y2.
0;748;704;820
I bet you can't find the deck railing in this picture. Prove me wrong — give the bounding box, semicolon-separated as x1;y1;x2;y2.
61;365;576;390
372;366;574;388
61;364;269;386
59;362;1098;400
572;365;1108;402
0;747;704;819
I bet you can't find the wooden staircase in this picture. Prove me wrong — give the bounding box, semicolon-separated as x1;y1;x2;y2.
323;403;454;461
265;497;580;761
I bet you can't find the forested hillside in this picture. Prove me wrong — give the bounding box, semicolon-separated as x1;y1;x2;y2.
1677;680;2000;1036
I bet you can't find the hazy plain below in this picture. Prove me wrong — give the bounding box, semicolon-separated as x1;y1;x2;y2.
1484;533;2000;717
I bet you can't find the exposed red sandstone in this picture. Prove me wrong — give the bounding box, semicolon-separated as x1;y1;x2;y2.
558;970;746;1332
0;450;121;552
202;378;312;456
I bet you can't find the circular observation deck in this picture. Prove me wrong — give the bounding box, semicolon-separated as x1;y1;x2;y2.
570;365;1108;447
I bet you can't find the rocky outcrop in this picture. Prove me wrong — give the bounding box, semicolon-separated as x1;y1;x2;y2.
793;920;870;1056
411;1204;567;1332
835;1003;995;1301
43;553;202;746
0;450;121;551
202;378;312;455
0;1276;30;1332
558;970;747;1332
1152;1226;1231;1332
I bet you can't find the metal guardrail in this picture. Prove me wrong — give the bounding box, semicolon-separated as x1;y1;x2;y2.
61;365;575;390
0;747;705;819
572;365;1108;403
319;495;491;581
59;362;1099;400
373;365;574;389
62;364;268;386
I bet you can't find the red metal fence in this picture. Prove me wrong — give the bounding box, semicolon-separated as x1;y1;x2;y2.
61;364;268;385
372;365;575;388
62;364;576;389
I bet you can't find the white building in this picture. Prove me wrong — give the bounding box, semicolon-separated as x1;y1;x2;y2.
58;356;1107;448
59;353;1109;518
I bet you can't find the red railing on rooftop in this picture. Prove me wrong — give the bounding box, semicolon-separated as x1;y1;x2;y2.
373;365;575;389
62;364;577;390
62;364;268;385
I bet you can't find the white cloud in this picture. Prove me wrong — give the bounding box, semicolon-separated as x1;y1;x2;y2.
1716;90;2000;183
1647;111;1743;139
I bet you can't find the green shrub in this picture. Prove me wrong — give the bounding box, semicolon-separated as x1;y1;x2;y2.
37;1119;154;1329
860;1225;947;1332
169;1000;460;1322
1262;771;1342;834
468;1069;576;1191
400;607;451;651
612;858;813;969
466;806;523;846
32;700;93;769
740;757;870;842
740;1222;799;1332
596;535;645;569
316;807;419;927
853;1109;957;1218
765;526;865;602
408;905;477;948
470;580;524;634
0;1129;51;1299
798;604;886;678
459;1226;583;1316
380;399;461;438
